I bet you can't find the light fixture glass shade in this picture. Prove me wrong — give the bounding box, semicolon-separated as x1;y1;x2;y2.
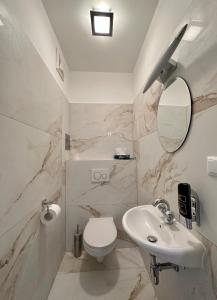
183;25;202;41
94;16;110;34
90;11;113;36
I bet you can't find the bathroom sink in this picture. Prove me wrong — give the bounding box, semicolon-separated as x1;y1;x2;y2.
122;205;206;268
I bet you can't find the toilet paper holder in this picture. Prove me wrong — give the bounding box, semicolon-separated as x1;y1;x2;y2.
41;198;53;221
40;198;61;225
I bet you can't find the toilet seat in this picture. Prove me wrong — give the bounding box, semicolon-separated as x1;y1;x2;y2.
83;217;117;248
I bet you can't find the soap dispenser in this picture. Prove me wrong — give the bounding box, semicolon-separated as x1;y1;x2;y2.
178;183;200;229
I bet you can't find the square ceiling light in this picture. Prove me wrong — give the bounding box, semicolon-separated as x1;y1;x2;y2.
90;10;113;37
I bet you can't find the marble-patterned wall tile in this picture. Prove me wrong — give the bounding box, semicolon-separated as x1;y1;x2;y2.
133;81;163;121
66;159;137;251
69;104;133;160
0;211;39;300
0;114;62;238
0;208;65;300
133;81;163;141
137;105;217;246
133;0;217;295
193;93;217;114
132;2;217;298
66;160;137;207
134;99;217;299
0;100;64;300
0;5;67;300
27;212;65;300
0;7;63;135
133;84;217;144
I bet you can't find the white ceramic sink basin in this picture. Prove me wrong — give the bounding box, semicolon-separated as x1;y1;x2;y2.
122;205;206;268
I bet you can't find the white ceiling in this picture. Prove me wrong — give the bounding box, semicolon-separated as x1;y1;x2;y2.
42;0;158;73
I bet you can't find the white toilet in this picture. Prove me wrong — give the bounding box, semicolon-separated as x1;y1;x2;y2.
83;217;117;262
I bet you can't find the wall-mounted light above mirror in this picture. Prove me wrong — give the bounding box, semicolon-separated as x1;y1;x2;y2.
143;24;188;94
157;77;192;153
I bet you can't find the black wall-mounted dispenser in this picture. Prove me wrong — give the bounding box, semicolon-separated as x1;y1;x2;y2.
178;183;192;219
178;183;200;229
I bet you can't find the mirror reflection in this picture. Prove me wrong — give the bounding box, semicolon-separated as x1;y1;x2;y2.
157;77;192;152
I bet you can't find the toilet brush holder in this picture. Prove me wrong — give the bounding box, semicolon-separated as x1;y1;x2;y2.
74;225;82;258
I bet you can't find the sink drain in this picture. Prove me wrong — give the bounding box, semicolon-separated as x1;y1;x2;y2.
147;235;158;243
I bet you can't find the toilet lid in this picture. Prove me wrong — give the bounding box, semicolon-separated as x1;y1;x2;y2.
84;217;117;248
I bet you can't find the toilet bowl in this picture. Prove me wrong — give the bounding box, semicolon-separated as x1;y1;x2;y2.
83;217;117;262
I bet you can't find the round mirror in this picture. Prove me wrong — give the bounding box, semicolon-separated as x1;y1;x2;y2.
157;77;192;152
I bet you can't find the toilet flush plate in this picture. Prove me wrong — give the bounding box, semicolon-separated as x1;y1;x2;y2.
91;168;110;183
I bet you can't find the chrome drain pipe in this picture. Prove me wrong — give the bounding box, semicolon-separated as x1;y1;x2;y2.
150;255;179;285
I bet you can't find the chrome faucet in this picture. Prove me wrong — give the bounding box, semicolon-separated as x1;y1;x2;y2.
153;199;170;211
152;199;175;225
